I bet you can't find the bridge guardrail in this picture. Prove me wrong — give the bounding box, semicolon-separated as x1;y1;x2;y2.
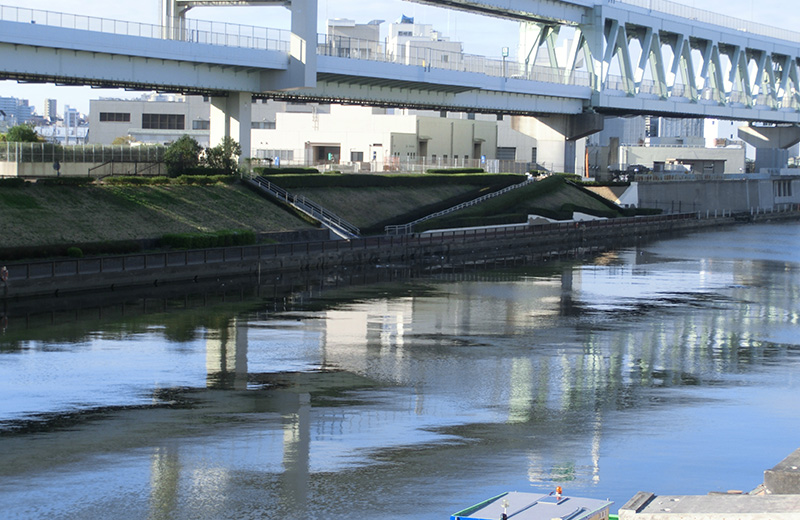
316;34;591;87
615;0;800;44
0;4;289;52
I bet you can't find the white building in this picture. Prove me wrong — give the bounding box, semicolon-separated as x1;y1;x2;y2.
387;16;464;69
251;104;498;171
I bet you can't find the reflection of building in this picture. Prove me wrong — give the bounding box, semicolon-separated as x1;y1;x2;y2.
206;318;248;389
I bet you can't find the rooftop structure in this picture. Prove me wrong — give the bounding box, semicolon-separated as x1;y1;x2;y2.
619;491;800;520
451;491;613;520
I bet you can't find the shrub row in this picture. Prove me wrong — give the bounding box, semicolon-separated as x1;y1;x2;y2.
159;229;256;249
253;167;320;175
425;168;485;174
0;178;28;188
258;173;525;189
103;175;236;186
0;240;142;262
35;177;93;186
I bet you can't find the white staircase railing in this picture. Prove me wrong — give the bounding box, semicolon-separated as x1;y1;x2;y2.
248;175;360;240
384;176;538;235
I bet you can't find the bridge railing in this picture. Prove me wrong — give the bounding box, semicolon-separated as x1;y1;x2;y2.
0;4;289;52
615;0;800;44
317;34;590;86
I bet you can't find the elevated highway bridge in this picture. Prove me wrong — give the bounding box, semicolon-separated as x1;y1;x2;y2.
2;0;799;170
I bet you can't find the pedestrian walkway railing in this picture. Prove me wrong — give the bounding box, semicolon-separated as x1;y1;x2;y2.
0;142;167;164
0;4;288;52
385;176;539;235
247;175;361;239
87;161;166;179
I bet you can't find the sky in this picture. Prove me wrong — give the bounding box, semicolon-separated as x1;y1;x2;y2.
0;0;794;115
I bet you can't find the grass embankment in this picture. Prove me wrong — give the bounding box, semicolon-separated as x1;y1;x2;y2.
0;181;314;254
262;173;526;234
0;173;523;259
416;175;635;231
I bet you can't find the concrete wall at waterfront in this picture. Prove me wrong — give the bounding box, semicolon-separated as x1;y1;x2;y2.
638;179;800;213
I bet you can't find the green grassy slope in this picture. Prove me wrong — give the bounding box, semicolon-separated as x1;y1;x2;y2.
0;182;314;249
417;175;626;231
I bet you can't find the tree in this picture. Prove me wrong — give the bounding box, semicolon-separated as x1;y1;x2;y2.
4;124;41;143
204;136;241;175
164;135;202;177
112;135;137;146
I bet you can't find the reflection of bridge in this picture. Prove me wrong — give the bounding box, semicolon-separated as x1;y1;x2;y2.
2;0;800;170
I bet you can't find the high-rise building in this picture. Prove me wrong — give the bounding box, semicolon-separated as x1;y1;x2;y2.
44;98;58;121
0;96;35;125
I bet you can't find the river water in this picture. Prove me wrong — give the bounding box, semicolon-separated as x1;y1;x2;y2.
1;222;799;520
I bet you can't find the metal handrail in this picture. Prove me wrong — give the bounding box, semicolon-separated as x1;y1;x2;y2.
249;176;360;239
0;4;289;52
385;176;538;235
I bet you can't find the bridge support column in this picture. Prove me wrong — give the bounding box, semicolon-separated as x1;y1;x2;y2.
738;124;800;172
511;113;603;174
210;92;252;160
261;0;318;90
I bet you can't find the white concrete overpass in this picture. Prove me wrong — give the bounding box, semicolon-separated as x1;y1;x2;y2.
2;0;800;170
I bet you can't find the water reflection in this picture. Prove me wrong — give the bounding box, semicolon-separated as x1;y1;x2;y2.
0;224;799;519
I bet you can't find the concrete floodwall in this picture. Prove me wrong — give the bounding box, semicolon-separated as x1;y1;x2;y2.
637;179;797;213
7;211;797;300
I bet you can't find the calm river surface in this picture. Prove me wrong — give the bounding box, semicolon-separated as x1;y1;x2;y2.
1;222;799;519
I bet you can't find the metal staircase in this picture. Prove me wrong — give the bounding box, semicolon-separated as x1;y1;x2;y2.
384;176;538;235
247;175;360;240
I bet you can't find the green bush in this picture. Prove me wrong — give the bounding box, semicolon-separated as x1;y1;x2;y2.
36;177;93;186
66;246;84;258
159;229;256;249
180;166;234;177
0;178;27;188
253;167;320;175
104;176;166;185
425;168;485;174
176;174;236;185
258;173;525;189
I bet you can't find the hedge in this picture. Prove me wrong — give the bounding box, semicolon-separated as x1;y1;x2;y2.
425;168;485;174
102;175;235;186
0;178;27;188
159;229;256;249
0;239;142;262
253;167;320;175
257;173;525;189
35;177;93;186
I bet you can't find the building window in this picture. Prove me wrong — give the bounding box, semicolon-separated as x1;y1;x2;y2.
99;112;130;122
192;120;210;130
142;113;185;130
251;121;276;129
497;147;516;160
532;147;537;163
351;151;364;162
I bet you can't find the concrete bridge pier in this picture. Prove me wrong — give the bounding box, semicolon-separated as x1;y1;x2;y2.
210;92;252;159
511;113;604;173
738;124;800;172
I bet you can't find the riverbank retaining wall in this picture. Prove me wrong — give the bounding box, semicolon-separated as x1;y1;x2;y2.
2;210;798;301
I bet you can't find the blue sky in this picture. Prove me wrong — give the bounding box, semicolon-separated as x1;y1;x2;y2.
0;0;793;114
